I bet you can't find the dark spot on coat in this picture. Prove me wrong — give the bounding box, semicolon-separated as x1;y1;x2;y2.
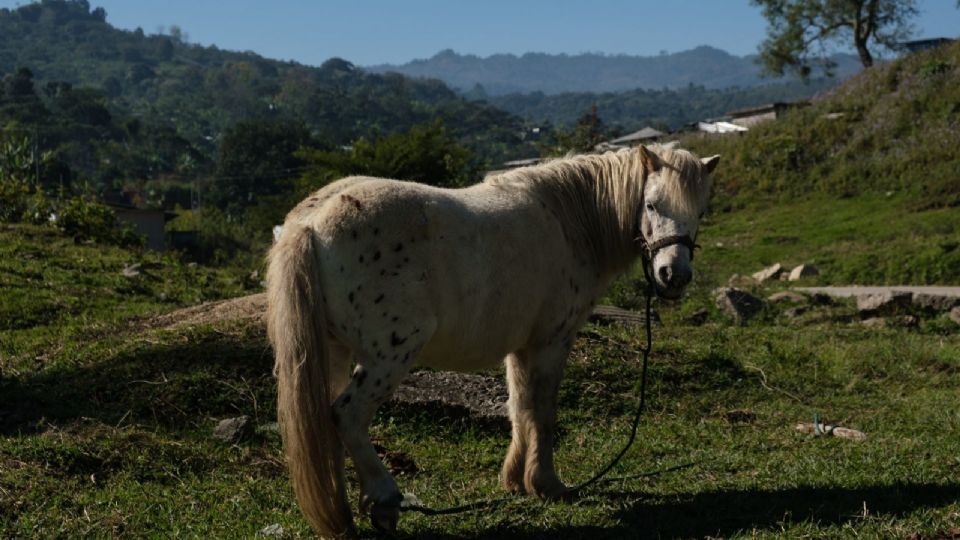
340;265;344;273
374;379;381;387
374;228;380;235
373;251;381;261
355;370;368;387
359;255;364;263
391;316;399;322
380;269;386;276
352;230;358;240
391;331;407;347
348;292;355;303
339;395;351;407
403;257;409;263
374;293;384;304
394;243;404;252
341;194;363;211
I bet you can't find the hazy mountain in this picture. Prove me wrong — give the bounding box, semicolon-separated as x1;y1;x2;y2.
366;47;862;95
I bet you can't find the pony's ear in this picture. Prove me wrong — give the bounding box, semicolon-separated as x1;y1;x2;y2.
701;155;720;174
638;145;663;173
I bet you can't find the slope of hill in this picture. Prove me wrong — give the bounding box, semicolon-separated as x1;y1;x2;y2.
677;40;960;286
367;47;862;95
0;1;531;175
487;77;841;130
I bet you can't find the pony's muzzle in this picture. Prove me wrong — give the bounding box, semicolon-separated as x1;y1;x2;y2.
657;264;691;291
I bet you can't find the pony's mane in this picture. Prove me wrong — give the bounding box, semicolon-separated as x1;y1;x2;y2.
485;145;709;272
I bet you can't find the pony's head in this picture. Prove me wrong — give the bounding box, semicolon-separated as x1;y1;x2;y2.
637;145;718;299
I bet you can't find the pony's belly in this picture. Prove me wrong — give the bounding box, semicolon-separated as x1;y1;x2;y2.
416;337;509;372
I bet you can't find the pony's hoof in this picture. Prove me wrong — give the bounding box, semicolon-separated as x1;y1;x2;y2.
370;500;400;534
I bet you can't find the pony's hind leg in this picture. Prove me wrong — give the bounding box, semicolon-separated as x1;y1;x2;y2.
331;326;433;533
502;343;570;499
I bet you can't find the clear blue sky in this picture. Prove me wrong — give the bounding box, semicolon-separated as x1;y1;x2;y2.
3;0;958;66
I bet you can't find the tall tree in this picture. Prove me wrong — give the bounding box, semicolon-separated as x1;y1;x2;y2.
752;0;918;76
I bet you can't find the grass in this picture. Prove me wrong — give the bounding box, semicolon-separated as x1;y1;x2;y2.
2;222;959;538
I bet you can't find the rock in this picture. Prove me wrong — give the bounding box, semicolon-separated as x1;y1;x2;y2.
685;308;709;326
259;523;284;537
856;291;912;315
896;315;919;328
912;293;960;313
713;287;764;324
951;307;960;326
121;263;141;278
752;263;783;284
861;317;887;328
787;264;819;281
767;291;807;304
783;306;808;318
213;415;254;443
861;315;918;328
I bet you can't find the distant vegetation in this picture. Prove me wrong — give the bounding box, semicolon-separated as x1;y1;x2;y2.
0;0;533;190
366;47;861;95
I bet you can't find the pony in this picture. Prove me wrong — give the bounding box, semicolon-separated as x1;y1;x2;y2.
266;144;718;538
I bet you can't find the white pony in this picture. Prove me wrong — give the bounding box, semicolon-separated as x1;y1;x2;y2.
267;144;717;538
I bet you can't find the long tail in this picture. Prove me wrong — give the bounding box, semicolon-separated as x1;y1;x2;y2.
267;224;354;538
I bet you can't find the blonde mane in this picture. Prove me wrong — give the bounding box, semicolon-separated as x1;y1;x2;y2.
486;145;709;272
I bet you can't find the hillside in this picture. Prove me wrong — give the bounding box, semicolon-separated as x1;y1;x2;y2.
0;0;532;181
367;47;861;95
667;40;960;288
487;77;841;131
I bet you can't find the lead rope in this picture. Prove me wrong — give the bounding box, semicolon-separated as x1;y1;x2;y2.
400;253;674;517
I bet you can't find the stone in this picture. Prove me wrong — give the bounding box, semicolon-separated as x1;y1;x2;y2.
912;293;960;313
767;291;807;304
856;291;912;315
861;317;888;328
787;264;819;281
752;263;783;284
685;308;709;326
259;524;284;537
950;307;960;326
713;287;764;324
213;415;254;443
121;263;141;278
783;306;808;318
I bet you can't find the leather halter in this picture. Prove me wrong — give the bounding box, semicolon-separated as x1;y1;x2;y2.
643;233;698;262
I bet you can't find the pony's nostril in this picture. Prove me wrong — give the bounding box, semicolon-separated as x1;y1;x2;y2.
658;266;672;285
675;268;692;288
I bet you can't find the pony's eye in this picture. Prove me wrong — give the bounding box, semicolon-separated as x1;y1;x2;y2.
645;203;655;212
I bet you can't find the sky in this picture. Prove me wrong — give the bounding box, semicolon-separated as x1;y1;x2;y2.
2;0;959;66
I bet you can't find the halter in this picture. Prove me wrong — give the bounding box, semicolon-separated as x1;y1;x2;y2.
637;222;699;291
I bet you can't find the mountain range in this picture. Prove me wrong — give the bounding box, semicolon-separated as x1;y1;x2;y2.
366;47;862;96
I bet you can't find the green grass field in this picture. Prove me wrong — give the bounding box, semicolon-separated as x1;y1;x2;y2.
1;212;958;538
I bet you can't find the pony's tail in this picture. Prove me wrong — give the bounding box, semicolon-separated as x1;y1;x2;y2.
267;224;355;539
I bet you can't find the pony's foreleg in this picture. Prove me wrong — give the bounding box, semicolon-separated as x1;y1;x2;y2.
502;344;570;499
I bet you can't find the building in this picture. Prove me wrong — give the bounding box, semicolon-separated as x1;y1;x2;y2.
596;126;664;151
108;203;175;251
727;102;805;129
897;38;955;53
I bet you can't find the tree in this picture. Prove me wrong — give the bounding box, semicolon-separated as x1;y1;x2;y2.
212;118;313;212
752;0;918;77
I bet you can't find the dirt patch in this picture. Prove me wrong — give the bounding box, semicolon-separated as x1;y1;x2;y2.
146;294;508;424
148;293;267;330
389;370;509;426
